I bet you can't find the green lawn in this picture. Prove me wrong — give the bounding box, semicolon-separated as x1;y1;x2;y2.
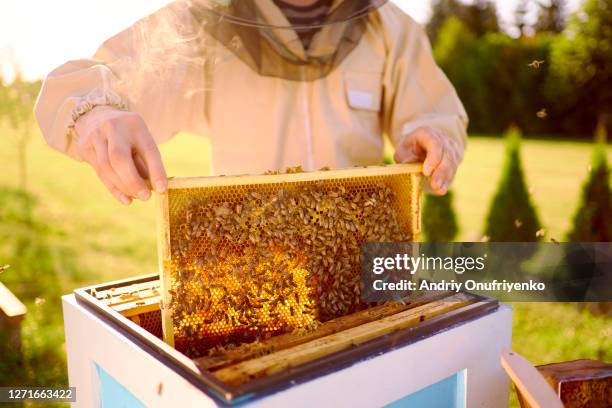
453;136;612;241
0;125;610;405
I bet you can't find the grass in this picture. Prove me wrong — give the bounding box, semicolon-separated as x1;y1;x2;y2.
0;124;610;405
453;136;612;241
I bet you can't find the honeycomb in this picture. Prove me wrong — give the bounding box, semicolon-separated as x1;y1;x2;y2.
131;310;163;339
158;165;421;357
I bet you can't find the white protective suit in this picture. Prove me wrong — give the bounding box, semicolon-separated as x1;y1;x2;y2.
35;0;468;176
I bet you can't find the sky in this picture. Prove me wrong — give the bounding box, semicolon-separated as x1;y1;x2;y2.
0;0;582;82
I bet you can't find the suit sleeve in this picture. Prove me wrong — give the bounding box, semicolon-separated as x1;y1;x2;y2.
34;2;207;160
381;9;468;156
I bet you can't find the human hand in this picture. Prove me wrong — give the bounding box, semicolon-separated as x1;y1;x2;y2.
394;127;463;195
74;106;167;205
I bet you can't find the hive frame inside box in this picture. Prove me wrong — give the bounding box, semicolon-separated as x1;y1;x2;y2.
156;164;423;347
73;274;501;405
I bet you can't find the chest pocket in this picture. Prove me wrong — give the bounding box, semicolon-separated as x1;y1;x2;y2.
343;71;384;164
344;71;383;113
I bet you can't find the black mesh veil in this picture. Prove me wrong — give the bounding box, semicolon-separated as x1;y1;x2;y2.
188;0;388;81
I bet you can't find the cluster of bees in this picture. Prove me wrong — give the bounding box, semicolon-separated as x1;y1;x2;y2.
168;169;411;356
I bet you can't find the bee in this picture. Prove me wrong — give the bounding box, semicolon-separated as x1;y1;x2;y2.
536;108;548;119
527;60;545;69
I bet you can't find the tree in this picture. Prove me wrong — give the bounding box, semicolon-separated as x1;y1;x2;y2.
462;0;500;38
564;123;611;313
422;191;459;242
427;0;499;44
514;0;531;37
484;127;543;241
535;0;567;34
567;123;612;241
433;17;553;135
0;75;7;121
1;73;38;192
428;0;467;43
547;0;612;135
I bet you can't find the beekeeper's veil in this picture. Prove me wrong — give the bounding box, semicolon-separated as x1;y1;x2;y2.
189;0;387;81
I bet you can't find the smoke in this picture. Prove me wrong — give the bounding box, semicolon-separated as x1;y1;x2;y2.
107;1;216;105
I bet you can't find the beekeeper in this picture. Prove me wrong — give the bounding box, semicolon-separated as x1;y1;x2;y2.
35;0;467;205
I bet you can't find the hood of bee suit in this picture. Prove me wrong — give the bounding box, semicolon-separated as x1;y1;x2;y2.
188;0;388;81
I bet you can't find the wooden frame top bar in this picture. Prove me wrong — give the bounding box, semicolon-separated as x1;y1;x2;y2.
167;164;423;190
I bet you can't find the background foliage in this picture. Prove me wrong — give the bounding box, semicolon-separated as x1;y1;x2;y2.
429;0;612;137
422;191;459;241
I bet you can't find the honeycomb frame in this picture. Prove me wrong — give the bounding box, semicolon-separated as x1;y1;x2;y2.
156;164;422;351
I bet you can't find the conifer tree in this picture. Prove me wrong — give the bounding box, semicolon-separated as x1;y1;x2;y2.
567;123;612;242
423;191;459;242
484;127;542;241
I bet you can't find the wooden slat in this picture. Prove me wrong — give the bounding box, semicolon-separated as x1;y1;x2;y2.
157;191;175;347
0;282;26;320
213;293;474;386
114;297;161;317
120;303;159;318
195;291;452;371
167;164;423;190
94;280;160;300
410;172;422;237
109;292;158;308
100;291;160;310
501;350;564;408
537;359;612;407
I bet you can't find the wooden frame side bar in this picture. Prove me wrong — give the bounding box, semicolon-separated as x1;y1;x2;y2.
156;191;175;346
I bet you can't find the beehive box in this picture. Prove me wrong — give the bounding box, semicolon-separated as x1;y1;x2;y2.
156;164;422;356
517;359;612;408
76;275;502;400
